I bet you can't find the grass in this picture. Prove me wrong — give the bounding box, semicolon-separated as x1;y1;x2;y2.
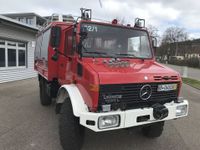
182;77;200;90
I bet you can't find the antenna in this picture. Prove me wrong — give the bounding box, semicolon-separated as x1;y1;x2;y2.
99;0;103;8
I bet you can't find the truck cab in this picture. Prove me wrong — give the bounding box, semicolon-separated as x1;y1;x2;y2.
34;9;188;150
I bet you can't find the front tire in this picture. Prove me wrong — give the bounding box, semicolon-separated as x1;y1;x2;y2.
142;121;164;138
39;78;52;106
59;99;84;150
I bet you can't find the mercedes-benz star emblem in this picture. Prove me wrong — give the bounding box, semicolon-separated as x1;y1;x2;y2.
140;84;152;100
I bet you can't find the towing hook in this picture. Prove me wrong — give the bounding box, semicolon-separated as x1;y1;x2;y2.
152;103;169;120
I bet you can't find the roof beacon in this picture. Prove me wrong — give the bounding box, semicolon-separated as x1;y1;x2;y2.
134;18;145;28
112;19;118;24
80;8;92;20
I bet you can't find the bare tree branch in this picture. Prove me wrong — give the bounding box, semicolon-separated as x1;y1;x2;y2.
162;26;188;44
147;24;159;38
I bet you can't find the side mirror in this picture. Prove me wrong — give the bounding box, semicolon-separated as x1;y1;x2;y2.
152;37;157;48
151;37;158;55
51;26;61;48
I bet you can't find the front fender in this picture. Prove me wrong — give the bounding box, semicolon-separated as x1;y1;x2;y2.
56;84;88;117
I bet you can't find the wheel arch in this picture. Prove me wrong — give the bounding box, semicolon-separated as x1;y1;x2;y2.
56;84;88;117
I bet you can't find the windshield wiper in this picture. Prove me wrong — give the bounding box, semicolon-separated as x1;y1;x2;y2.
82;46;107;56
84;51;107;55
115;53;136;57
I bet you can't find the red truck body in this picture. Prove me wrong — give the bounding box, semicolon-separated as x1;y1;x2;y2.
35;20;182;111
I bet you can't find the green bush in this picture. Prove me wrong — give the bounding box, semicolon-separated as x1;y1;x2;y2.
169;57;200;68
169;59;186;66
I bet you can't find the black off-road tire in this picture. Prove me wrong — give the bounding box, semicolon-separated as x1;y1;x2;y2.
59;99;85;150
39;78;52;106
142;121;164;138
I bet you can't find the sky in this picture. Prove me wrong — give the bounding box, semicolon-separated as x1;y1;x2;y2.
0;0;200;39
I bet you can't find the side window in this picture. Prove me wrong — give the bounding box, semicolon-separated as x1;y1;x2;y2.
65;29;73;56
41;29;51;60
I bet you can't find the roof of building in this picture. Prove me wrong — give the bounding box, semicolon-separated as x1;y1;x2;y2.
0;15;38;31
2;12;47;21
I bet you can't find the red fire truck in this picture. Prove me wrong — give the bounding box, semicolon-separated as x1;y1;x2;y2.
35;8;188;150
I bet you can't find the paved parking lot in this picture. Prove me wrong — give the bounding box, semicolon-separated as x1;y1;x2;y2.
0;78;200;150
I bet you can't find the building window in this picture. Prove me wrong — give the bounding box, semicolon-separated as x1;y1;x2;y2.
0;40;5;45
18;17;25;23
26;18;33;25
18;42;26;47
0;48;5;67
8;49;16;66
18;50;26;66
0;39;27;69
7;42;16;46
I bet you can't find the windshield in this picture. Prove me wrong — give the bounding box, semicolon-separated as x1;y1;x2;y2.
81;23;152;58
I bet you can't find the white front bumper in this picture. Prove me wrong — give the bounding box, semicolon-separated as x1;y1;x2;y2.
79;100;188;132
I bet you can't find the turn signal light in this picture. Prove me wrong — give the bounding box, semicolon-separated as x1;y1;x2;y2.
89;84;99;92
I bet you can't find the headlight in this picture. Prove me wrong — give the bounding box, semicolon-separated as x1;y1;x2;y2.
176;105;188;117
98;115;120;129
157;84;177;92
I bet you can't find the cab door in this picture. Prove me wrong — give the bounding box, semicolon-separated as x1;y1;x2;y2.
65;28;74;83
58;26;76;84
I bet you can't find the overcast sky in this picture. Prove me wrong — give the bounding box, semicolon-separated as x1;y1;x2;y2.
0;0;200;39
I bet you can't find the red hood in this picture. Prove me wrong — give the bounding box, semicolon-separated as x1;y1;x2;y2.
86;59;180;84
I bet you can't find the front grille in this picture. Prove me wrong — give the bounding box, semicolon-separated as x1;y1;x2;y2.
98;82;179;111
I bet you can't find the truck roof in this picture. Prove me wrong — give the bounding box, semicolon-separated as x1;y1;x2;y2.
37;19;148;37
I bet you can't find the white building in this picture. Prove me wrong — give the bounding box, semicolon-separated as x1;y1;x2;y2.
3;12;47;29
0;15;40;83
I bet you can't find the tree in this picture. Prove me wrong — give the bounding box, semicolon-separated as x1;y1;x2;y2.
162;26;188;44
161;26;188;56
147;25;161;56
147;24;159;38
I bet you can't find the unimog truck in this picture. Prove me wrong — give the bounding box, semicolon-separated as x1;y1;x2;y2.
34;8;188;150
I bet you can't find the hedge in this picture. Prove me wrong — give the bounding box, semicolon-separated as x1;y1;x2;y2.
168;57;200;68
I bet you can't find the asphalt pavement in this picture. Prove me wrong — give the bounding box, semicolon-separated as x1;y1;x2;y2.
0;78;199;150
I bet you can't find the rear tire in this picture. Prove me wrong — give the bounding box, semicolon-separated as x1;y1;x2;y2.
39;78;52;106
142;121;164;138
59;98;85;150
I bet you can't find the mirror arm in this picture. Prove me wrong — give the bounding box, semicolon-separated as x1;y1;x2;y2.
77;41;83;58
51;48;59;61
